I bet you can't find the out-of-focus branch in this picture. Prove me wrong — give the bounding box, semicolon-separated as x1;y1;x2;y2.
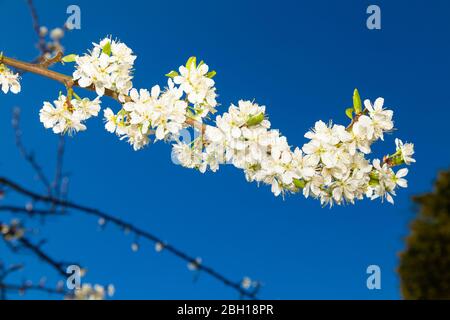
27;0;47;55
0;205;65;217
0;282;65;298
12;108;52;195
52;135;65;200
0;177;259;299
15;237;70;278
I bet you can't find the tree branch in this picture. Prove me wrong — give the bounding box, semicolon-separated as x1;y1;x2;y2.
0;176;258;299
0;55;206;133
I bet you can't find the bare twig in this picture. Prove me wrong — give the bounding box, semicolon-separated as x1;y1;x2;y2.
0;283;65;297
16;237;69;278
0;177;258;299
26;0;47;55
0;205;65;217
12;108;53;195
52;136;65;200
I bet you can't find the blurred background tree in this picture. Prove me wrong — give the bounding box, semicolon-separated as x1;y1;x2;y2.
399;169;450;299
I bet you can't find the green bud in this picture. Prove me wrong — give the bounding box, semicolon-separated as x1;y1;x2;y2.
61;54;77;63
293;178;306;189
102;41;112;56
246;112;265;126
186;56;196;70
206;70;217;78
165;70;179;78
353;88;362;114
345;107;354;119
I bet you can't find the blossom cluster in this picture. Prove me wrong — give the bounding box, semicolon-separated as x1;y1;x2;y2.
39;94;101;135
102;56;217;150
0;63;21;94
67;283;115;300
2;36;416;206
173;96;415;205
73;37;136;97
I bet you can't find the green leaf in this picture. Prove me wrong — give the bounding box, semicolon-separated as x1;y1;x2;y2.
165;70;179;78
102;41;112;56
353;88;362;114
61;54;77;63
186;56;196;70
345;107;354;119
246;112;265;126
206;70;216;78
293;178;306;189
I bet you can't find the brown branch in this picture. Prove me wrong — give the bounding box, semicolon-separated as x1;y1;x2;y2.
0;55;206;133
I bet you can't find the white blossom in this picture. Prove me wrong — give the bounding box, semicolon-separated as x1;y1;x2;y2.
73;37;136;97
39;95;100;135
395;138;416;165
0;64;21;94
68;284;114;300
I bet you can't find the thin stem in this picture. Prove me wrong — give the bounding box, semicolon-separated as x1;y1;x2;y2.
17;237;68;278
0;205;65;216
0;283;65;296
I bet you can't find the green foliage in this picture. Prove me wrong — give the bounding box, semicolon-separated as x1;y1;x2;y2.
206;70;217;78
102;41;112;56
246;112;265;127
61;54;77;63
345;107;354;119
186;56;196;70
398;169;450;299
165;70;179;78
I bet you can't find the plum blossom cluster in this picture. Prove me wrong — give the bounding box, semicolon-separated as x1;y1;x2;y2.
102;56;217;150
2;36;416;206
103;79;188;150
73;37;136;97
173;96;415;206
39;94;101;135
0;63;21;94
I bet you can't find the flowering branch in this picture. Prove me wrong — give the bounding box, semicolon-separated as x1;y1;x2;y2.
1;37;415;206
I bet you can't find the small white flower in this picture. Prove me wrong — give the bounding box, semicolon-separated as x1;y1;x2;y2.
395;138;416;165
73;37;136;97
0;64;21;94
39;95;86;135
394;168;408;188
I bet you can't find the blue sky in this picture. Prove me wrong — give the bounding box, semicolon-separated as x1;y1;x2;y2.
1;0;449;299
